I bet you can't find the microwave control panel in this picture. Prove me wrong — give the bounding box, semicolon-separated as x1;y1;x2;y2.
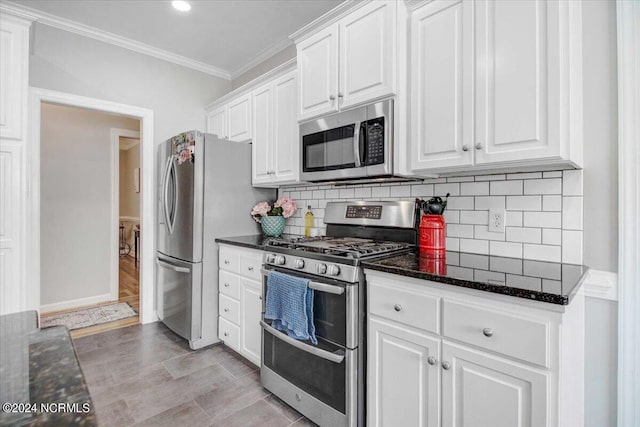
346;205;383;219
366;118;385;165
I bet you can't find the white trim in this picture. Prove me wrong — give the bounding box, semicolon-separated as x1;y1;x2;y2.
205;58;296;111
119;137;140;151
289;0;366;42
0;1;231;80
229;38;293;80
40;293;114;314
119;216;140;223
111;128;140;301
582;269;618;302
28;87;156;324
616;1;640;426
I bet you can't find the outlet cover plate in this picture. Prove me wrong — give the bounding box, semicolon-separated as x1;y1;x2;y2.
489;209;505;233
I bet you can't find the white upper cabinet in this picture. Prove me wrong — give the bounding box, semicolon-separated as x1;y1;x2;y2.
206;106;227;140
409;0;583;175
410;0;473;171
272;71;299;182
294;1;397;122
227;93;252;142
206;94;251;143
339;1;396;110
251;69;300;187
297;24;339;120
251;83;272;185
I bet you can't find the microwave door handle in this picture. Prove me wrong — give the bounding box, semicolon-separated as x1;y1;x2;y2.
353;121;361;167
260;320;345;364
260;268;345;296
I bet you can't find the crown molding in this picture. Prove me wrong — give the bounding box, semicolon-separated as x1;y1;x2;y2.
289;0;367;42
0;1;232;80
230;37;294;81
206;58;296;110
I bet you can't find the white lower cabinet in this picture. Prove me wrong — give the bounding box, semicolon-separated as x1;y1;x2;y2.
218;244;263;366
366;270;584;427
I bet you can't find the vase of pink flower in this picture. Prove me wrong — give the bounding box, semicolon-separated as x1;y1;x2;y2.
251;198;297;237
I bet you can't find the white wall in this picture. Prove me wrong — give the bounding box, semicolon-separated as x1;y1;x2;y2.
40;103;139;307
29;23;232;146
231;44;296;89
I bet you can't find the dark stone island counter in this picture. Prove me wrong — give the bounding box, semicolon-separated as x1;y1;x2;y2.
215;234;302;250
0;311;96;426
362;250;588;305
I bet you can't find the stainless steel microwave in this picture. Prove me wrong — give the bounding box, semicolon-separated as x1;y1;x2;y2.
300;100;393;182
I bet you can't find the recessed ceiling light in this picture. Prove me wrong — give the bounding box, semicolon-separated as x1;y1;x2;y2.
172;1;191;12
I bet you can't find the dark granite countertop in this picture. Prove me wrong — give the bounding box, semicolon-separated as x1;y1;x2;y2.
0;311;96;426
215;234;301;250
362;250;588;305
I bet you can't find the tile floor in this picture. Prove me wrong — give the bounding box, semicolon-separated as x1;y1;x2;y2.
73;322;316;426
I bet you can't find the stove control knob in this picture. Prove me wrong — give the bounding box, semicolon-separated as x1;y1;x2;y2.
316;263;327;274
266;254;276;263
327;265;341;276
294;259;305;269
275;255;286;266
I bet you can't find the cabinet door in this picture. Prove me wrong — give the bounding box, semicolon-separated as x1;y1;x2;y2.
0;17;29;140
339;1;396;110
206;107;227;140
272;71;299;184
475;0;560;164
410;0;473;172
297;24;339;121
227;94;252;142
240;279;262;366
368;317;440;427
251;84;273;186
442;341;548;427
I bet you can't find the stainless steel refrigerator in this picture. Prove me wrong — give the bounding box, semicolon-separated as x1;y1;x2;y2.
156;130;274;350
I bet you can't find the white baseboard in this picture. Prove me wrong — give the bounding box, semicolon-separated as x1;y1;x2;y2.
40;293;114;313
583;269;618;301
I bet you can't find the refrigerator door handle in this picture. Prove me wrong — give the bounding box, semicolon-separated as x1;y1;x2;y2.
162;155;173;234
156;258;190;273
170;158;178;232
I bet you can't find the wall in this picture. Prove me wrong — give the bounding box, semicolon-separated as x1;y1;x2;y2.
119;140;140;253
29;23;232;147
40;103;139;308
231;44;296;89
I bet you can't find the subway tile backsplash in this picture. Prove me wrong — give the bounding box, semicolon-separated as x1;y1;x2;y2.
279;170;583;264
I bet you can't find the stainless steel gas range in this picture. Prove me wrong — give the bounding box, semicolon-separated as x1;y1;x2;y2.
260;201;417;427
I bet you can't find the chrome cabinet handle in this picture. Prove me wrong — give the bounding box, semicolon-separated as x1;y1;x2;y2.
483;328;494;337
248;266;254;271
224;308;229;312
224;260;230;264
223;332;229;337
224;283;229;288
337;92;344;98
475;142;484;150
394;304;402;312
329;94;336;101
462;144;469;151
427;356;437;366
442;361;451;370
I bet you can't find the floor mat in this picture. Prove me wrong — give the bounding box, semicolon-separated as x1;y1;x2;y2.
40;302;137;330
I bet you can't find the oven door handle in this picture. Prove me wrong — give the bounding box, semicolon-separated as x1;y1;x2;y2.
260;320;345;364
261;268;345;295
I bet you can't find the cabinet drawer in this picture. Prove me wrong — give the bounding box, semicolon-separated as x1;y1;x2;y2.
219;294;240;324
219;246;239;273
240;254;262;281
219;270;240;299
443;299;549;367
369;280;440;334
218;317;240;351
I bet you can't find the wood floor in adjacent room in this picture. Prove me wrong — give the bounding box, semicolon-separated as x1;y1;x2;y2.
41;255;140;339
73;322;316;427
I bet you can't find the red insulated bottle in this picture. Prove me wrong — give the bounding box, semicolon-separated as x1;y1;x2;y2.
419;214;446;255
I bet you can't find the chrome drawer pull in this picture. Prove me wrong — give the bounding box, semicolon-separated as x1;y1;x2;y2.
224;283;229;288
224;260;230;264
483;328;494;337
394;304;402;312
224;308;229;312
442;361;451;370
427;356;437;366
248;266;254;271
223;332;229;337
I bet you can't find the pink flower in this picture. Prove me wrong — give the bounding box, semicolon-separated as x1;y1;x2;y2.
275;197;297;218
178;148;190;164
251;201;271;223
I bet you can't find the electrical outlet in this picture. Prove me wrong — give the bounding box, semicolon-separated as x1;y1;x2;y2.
489;209;505;233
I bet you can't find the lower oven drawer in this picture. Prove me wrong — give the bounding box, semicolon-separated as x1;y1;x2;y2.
261;321;348;416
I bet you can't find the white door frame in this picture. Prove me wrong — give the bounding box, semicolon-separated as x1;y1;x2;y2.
616;1;639;426
111;128;140;302
28;88;156;324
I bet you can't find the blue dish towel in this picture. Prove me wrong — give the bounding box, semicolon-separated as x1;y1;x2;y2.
264;271;317;345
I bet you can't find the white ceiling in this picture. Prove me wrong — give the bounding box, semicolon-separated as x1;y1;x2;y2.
9;0;344;78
